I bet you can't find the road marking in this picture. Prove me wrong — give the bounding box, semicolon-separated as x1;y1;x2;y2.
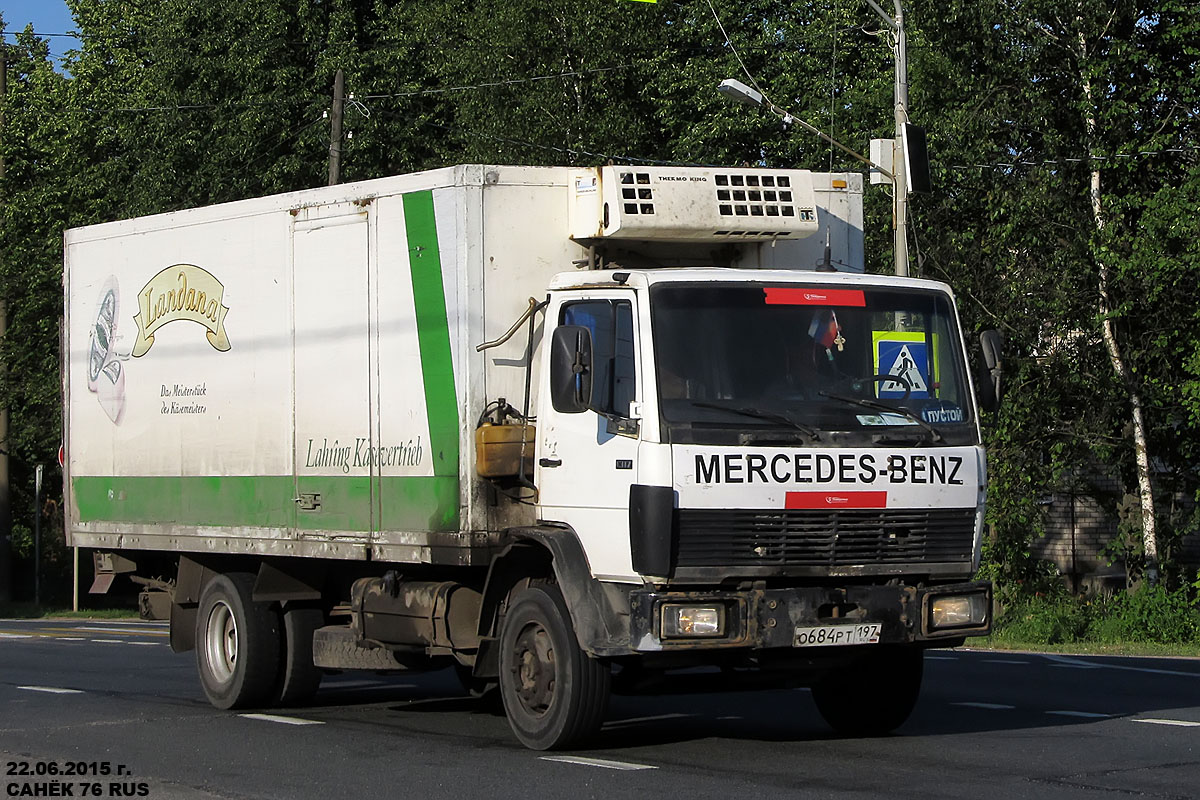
239;713;324;726
0;632;33;639
127;641;160;646
1133;718;1200;728
540;756;657;771
57;637;86;641
1049;664;1100;670
982;659;1030;665
953;702;1015;710
926;656;957;661
1046;710;1112;718
608;713;692;725
1044;654;1200;679
68;626;169;637
89;639;126;644
18;686;83;694
323;680;415;689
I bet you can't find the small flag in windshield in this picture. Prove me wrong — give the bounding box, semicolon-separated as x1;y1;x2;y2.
809;310;841;350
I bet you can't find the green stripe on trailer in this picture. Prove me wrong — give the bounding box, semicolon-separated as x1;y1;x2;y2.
72;475;459;532
399;190;461;529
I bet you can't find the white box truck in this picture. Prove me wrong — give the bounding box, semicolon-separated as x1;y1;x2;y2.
64;164;995;750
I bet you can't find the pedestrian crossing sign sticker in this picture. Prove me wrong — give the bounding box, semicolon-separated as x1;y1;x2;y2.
873;331;937;399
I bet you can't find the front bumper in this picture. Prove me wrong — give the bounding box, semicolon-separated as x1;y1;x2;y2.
628;580;991;652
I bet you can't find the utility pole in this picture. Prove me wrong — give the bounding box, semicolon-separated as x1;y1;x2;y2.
865;0;910;277
0;43;11;604
328;69;345;186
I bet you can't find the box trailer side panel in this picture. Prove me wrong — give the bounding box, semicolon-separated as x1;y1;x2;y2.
65;166;588;564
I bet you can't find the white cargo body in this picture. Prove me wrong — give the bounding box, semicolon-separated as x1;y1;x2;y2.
64;164;862;563
63;163;994;752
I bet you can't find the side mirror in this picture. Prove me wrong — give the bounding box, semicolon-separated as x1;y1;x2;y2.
977;329;1004;412
550;325;593;414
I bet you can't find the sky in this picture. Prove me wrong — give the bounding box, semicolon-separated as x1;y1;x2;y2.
1;0;77;67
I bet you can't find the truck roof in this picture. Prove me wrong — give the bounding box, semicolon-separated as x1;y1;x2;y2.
546;267;955;296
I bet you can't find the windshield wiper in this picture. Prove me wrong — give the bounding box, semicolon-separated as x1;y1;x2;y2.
690;401;821;441
817;392;943;443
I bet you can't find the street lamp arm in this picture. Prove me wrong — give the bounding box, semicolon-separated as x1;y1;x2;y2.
767;102;895;180
717;79;894;180
864;0;899;31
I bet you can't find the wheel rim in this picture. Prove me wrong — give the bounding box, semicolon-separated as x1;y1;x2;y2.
510;621;555;717
204;600;238;685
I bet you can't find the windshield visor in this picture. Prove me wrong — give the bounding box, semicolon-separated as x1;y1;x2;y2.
651;283;976;444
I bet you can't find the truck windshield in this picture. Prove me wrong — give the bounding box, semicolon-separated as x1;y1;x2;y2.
651;282;977;445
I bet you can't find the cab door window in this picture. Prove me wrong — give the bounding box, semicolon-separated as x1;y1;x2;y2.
561;300;636;417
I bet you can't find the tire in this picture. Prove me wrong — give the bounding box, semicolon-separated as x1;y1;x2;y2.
811;646;923;736
273;606;325;707
195;572;281;710
498;584;610;750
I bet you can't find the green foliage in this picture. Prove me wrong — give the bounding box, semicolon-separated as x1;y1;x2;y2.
996;584;1200;646
995;594;1092;645
1;0;1199;607
1089;585;1200;645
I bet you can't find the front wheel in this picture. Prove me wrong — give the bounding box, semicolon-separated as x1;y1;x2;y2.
195;572;281;710
811;646;923;736
499;584;610;750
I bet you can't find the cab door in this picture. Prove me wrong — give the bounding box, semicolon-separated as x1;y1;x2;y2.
537;291;642;580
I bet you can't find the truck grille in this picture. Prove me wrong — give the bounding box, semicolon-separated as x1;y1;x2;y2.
675;507;976;567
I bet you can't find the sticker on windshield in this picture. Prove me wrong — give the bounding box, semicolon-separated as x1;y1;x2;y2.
763;288;865;307
873;332;937;399
856;413;919;426
921;402;964;424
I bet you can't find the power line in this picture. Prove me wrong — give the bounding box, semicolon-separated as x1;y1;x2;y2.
0;30;80;39
359;65;631;101
938;147;1200;172
6;64;634;116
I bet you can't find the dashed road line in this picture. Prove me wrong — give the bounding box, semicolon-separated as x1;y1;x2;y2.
17;686;84;695
953;702;1015;710
1133;718;1200;728
540;756;657;771
982;659;1030;665
1046;710;1112;719
0;633;33;639
89;639;127;644
239;713;324;726
1043;654;1200;679
67;626;170;636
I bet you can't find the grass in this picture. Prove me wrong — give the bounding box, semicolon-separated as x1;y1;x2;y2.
969;636;1200;659
0;602;139;620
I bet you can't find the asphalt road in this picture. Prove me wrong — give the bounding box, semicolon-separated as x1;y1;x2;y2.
2;618;1199;800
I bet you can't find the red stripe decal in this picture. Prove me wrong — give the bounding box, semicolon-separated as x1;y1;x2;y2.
763;288;866;307
785;491;888;509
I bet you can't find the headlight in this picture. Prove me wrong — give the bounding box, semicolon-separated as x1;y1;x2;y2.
930;593;989;629
661;604;725;638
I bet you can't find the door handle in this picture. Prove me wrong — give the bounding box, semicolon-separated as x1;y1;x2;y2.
539;457;562;468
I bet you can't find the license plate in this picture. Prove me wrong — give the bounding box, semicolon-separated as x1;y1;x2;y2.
794;623;882;648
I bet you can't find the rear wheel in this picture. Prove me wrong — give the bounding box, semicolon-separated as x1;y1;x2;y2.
499;584;610;750
195;572;281;710
811;646;923;736
274;606;325;706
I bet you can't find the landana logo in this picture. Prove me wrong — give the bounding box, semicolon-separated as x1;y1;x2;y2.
132;264;231;357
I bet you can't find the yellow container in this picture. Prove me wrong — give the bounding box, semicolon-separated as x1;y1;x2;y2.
475;423;536;478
